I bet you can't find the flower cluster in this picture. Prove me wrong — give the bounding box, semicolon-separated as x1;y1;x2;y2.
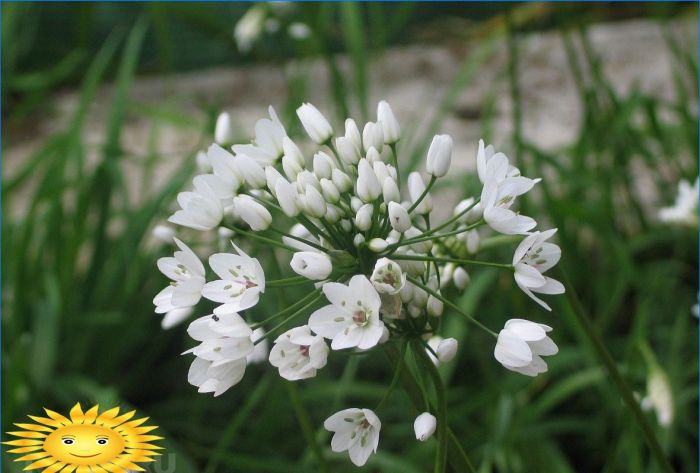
154;100;565;466
658;176;698;227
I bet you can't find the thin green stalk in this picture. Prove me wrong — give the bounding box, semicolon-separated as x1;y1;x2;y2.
384;221;483;253
287;382;331;473
228;226;298;253
257;293;325;342
250;289;321;329
407;175;437;214
413;339;448;473
424;199;481;238
375;340;408;411
406;276;497;337
390;143;401;186
392;254;513;271
266;276;313;287
560;268;675;473
267;227;330;254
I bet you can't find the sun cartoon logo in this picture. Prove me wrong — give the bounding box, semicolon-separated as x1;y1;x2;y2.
3;403;163;472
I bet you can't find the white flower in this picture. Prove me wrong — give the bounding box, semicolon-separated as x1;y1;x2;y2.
320;178;340;203
269;325;329;380
336;136;361;165
288;22;312;40
362;122;384;153
247;327;269;365
427;294;444;317
512;229;564;311
408;172;433;215
356;159;381;202
494;319;558;377
324;408;381;467
233;154;267;189
188;356;247;397
332;168;353;193
377;100;400;144
370;258;406;294
452;267;470;290
215;112;234;145
309;275;385;350
169;177;224;231
642;365;674;427
425;134;453;178
343;118;362;150
297;103;333;144
282;136;306;169
152;224;175;244
382;177;401;204
234;6;266;53
659;176;698;226
368;238;389;253
202;243;266;315
476;139;519;184
233;195;272;231
161;306;193;330
388;202;411;232
454;197;483;224
290;251;333;280
355;203;373;231
204;144;242;201
436;337;458;362
313;152;335;179
154;238;206;314
414;412;437;441
275;179;301;217
302;184;327;218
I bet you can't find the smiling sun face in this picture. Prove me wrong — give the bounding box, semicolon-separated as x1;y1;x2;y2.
3;403;162;473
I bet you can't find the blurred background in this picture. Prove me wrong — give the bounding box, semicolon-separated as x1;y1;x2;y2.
2;3;698;472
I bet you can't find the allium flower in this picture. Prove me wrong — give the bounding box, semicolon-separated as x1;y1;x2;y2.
156;100;566;467
659;176;698;226
215;112;234;145
324;408;381;467
161;306;193;330
370;258;405;294
269;325;329;380
414;412;437;441
202;243;265;315
494;319;558;376
309;275;385;350
512;229;564;311
641;365;674;427
234;5;266;53
154;238;205;313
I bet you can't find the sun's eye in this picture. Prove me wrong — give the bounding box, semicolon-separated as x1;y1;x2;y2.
62;439;74;445
96;438;109;445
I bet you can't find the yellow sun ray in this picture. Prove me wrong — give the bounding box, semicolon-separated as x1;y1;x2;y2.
3;404;162;473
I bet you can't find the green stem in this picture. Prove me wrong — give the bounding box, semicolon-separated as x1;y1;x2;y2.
267;226;330;254
375;340;408;411
228;226;297;253
384;220;483;253
266;276;313;287
392;254;513;271
287;382;331;473
257;293;325;342
407;175;437;214
390;143;401;186
250;289;321;329
560;269;675;473
413;339;448;473
427;199;481;237
407;276;497;337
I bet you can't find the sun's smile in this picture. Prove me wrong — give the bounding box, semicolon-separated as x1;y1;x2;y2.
3;403;163;472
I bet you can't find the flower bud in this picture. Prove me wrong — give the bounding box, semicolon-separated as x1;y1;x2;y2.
215;112;234;145
388;202;411;232
335;136;361;165
363;121;384;153
296;170;320;192
290;251;333;280
414;412;437;442
353;233;365;248
234;154;267;188
412;284;428;307
404;226;432;253
350;196;363;213
340;219;352;232
313;152;335;179
282;154;303;181
377;100;400;145
304;184;327;218
382;177;401;204
426;134;453;178
275;179;300;217
297;103;333;144
344;118;362;150
355;204;373;231
370;258;406;294
408;172;433;215
466;229;479;254
283;136;305;166
265;166;284;196
454;197;483;224
436;338;458;363
379;326;391;344
373;161;390;182
196;150;212;173
396;250;426;277
325;204;342;223
233;195;271;230
320;178;340;204
427;294;444;317
366;146;382;164
332;168;352;193
440;263;455;289
453;266;470;290
368;238;389;253
399;281;414;303
152;224;175;243
357;159;381;203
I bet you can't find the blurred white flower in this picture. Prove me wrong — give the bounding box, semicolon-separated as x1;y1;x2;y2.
234;6;266;53
659;176;698;226
290;251;333;280
494;319;558;376
297;103;333;144
247;327;269;365
169;176;224;231
269;325;329;380
414;412;437;441
153;238;205;314
324;408;381;467
233;195;272;231
641;365;674;427
152;224;175;244
215;112;234;145
377;100;400;145
161;306;193;330
426;134;453;178
309;275;385;350
288;22;312;40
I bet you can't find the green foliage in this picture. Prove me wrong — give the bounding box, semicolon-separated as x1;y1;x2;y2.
2;4;697;473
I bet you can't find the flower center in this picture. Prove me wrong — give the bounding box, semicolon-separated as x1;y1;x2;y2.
382;274;396;286
352;310;368;326
299;345;310;357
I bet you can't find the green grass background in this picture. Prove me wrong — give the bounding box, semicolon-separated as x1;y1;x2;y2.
2;3;698;472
